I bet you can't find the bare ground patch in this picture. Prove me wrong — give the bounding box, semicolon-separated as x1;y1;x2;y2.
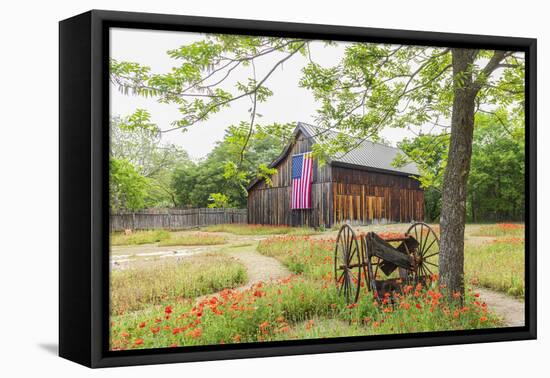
476;287;525;327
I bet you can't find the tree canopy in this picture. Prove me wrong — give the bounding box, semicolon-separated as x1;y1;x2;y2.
171;122;294;208
396;110;524;222
109;34;525;295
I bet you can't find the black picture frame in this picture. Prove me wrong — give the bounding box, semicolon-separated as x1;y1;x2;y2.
59;9;537;368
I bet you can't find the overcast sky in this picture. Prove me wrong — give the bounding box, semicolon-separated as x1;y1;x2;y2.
110;28;419;160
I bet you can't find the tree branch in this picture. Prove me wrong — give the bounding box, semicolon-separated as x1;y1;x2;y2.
160;42;307;133
473;50;510;92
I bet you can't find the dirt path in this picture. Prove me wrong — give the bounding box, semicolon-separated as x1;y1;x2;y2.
193;248;291;304
476;287;525;327
227;249;291;286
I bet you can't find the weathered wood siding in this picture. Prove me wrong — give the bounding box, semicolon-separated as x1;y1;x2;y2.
247;131;424;227
331;166;424;225
110;208;247;232
247;131;333;227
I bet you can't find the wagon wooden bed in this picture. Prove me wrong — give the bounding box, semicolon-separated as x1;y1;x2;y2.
334;222;440;303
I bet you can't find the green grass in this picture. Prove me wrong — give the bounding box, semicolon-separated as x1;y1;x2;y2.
109;223;520;350
257;236;333;280
471;223;525;237
111;230;170;246
465;238;524;298
110;253;247;315
158;233;227;247
110;276;499;350
202;224;318;236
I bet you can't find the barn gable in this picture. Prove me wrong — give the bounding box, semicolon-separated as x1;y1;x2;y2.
247;123;424;227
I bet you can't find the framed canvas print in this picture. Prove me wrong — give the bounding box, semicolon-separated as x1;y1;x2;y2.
59;10;536;368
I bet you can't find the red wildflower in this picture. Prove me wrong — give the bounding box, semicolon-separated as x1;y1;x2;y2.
165;305;173;314
416;303;422;310
134;339;144;346
138;322;146;328
186;328;202;339
150;326;160;334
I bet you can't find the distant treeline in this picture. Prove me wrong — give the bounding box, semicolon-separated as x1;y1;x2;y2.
110;110;524;224
404;112;525;223
109;115;294;212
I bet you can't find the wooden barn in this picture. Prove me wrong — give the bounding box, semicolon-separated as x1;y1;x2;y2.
246;123;424;227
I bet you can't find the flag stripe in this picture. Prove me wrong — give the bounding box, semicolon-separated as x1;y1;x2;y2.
291;152;313;210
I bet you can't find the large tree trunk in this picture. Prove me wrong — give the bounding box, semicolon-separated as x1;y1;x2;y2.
439;49;478;296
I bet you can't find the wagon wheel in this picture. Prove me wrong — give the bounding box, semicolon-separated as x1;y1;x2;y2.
334;224;362;304
362;236;378;297
406;222;440;281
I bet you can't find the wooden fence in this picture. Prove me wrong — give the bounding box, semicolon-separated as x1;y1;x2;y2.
110;208;247;232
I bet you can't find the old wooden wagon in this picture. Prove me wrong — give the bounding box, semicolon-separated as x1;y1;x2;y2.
334;222;440;303
247;123;424;227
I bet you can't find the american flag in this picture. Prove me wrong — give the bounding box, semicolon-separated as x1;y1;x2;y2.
291;152;313;209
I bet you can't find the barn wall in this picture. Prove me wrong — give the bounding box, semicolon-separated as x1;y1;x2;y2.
247;131;425;227
247;182;332;227
247;131;332;227
331;166;424;225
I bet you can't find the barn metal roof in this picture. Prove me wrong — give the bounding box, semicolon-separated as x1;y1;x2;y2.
297;122;420;176
246;122;420;191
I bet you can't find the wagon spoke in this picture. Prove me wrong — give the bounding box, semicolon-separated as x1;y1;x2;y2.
340;272;347;294
419;223;424;254
423;251;439;260
424;261;438;268
344;273;351;299
419;265;428;278
423;263;434;277
349;269;359;283
348;244;357;264
422;238;437;257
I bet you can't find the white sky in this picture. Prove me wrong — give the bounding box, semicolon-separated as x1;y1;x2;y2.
109;28;418;160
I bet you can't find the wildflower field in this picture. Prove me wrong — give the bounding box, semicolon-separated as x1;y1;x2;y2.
202;223;318;236
109;223;524;350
